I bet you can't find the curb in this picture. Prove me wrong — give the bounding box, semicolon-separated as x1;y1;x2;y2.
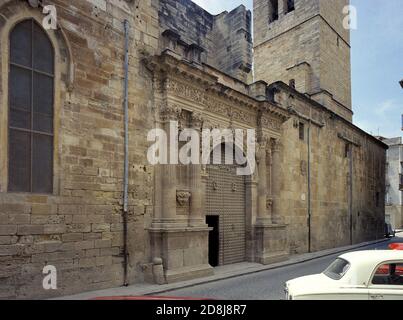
141;238;390;296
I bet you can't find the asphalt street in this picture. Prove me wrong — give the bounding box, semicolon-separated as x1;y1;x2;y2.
157;234;403;300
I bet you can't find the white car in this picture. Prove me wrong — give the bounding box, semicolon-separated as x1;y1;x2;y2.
285;250;403;300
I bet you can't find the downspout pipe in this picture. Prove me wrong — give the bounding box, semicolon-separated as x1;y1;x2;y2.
123;19;130;287
349;145;353;245
307;107;312;253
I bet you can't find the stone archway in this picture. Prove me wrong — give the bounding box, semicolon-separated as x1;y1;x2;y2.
206;144;247;266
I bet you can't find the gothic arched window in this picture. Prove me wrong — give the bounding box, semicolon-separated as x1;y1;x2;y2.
8;19;54;193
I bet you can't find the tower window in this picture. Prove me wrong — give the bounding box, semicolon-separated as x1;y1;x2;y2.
269;0;279;23
289;79;296;89
299;122;305;140
285;0;295;13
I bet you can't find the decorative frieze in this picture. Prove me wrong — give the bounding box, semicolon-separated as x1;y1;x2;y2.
168;80;205;105
229;107;256;126
204;95;230;116
165;81;257;127
259;115;282;131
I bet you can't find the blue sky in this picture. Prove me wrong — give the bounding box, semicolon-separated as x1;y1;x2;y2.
193;0;403;138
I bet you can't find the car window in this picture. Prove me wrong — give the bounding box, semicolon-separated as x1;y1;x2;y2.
324;258;350;280
372;263;403;286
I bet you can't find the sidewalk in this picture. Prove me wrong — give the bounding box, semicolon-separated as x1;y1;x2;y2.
57;237;392;300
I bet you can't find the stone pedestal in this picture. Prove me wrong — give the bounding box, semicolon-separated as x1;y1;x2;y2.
149;227;214;283
254;223;289;265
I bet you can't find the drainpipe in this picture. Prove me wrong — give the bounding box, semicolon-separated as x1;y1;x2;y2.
348;144;353;245
307;107;312;253
122;19;130;287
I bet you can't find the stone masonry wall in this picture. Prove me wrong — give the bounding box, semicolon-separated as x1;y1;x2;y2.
0;0;158;299
159;0;253;82
271;84;386;253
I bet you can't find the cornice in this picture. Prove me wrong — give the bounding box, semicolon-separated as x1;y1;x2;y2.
146;51;292;128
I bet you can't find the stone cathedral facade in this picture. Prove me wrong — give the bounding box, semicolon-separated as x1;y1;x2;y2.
0;0;386;298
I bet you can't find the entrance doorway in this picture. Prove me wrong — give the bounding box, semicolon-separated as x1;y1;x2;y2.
206;215;219;267
206;144;246;266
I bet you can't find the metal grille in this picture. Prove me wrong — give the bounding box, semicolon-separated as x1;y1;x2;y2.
206;147;246;266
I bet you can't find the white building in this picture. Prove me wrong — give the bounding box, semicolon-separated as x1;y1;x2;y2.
383;137;403;229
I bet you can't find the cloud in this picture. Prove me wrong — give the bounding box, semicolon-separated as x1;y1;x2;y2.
374;99;399;116
354;99;402;138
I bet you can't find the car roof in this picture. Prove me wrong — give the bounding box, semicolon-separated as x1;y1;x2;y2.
336;250;403;285
339;250;403;265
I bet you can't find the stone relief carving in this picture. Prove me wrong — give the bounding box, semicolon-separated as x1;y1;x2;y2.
164;79;281;131
176;190;191;207
177;109;190;131
270;138;281;153
266;197;273;210
259;115;282;131
191;112;204;130
167;81;255;124
202;118;225;131
229;108;255;126
160;103;182;121
204;95;229;116
168;80;205;104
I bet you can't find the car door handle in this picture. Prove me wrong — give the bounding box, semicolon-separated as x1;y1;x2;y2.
370;294;384;300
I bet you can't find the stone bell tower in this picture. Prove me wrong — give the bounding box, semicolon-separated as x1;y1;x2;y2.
253;0;353;121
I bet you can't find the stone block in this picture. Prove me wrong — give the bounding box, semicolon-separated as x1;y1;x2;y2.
62;233;84;242
0;225;17;236
17;225;44;236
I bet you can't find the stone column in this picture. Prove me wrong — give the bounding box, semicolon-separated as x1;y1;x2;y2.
256;140;271;224
152;164;163;228
189;165;203;226
266;146;273;219
160;105;180;227
271;138;282;224
161;164;177;224
189;112;205;227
